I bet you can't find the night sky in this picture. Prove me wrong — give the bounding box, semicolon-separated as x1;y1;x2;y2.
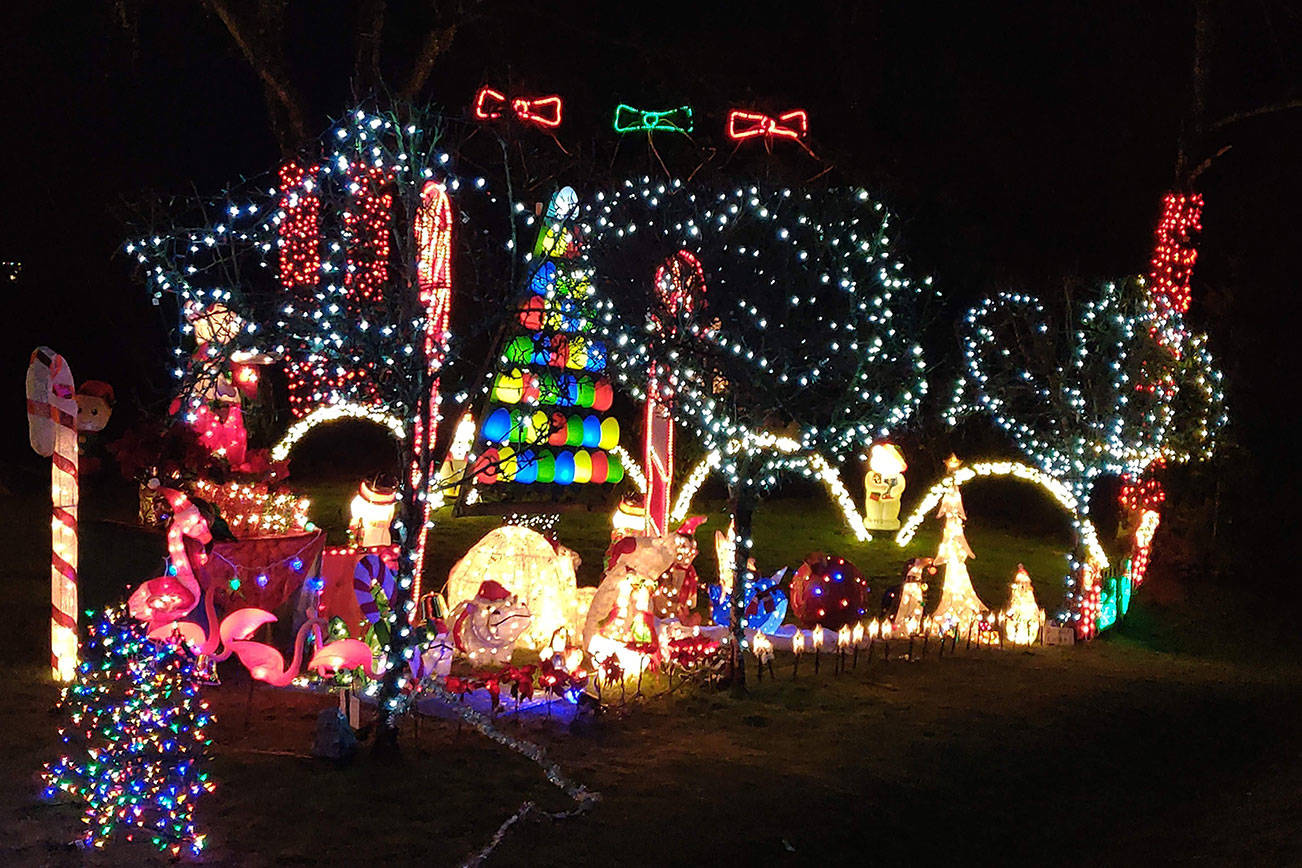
2;2;1297;584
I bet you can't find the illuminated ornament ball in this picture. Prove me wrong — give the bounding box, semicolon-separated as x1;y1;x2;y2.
788;554;868;630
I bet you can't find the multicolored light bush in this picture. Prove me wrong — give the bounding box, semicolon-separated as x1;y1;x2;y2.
42;607;214;856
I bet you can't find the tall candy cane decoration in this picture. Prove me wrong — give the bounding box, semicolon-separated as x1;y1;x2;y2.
26;347;79;681
411;181;454;606
645;251;707;536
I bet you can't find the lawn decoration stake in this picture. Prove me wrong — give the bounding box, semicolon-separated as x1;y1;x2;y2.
26;347;81;681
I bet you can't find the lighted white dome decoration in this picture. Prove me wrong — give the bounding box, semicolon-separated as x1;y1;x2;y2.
445;525;584;652
894;459;1109;569
269;401;407;462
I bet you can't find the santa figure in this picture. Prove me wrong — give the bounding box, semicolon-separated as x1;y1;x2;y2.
864;443;907;531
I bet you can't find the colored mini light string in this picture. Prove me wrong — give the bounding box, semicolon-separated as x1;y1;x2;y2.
42;606;215;856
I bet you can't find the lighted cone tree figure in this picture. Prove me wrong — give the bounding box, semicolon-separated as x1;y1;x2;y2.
929;457;988;634
583;182;931;684
42;607;215;856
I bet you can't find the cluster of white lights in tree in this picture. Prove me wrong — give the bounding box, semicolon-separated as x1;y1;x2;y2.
946;278;1226;503
579;179;930;498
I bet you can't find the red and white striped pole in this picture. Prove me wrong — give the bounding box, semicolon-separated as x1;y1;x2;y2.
26;347;79;681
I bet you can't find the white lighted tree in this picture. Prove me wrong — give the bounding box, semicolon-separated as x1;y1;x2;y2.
582;180;931;682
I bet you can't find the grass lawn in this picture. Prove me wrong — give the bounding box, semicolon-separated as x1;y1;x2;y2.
1;475;1299;865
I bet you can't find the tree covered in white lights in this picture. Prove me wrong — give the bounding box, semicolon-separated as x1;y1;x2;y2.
581;180;931;682
947;275;1226;504
128;104;519;751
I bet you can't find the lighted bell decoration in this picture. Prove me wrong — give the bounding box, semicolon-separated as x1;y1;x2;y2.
349;480;396;547
864;443;907;531
789;553;868;630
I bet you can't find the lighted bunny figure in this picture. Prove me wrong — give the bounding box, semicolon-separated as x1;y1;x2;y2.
864;443;907;531
449;580;532;665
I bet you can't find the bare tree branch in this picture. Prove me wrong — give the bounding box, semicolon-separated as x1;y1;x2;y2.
354;0;387;95
1209;97;1302;132
202;0;310;152
400;22;461;101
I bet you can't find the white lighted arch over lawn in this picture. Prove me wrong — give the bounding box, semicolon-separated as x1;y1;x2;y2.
668;436;871;542
270;402;407;462
894;460;1108;567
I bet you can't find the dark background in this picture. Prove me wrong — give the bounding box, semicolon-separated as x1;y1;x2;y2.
1;1;1297;595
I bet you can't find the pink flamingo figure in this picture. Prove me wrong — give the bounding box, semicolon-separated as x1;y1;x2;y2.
227;615;326;687
308;638;383;679
128;489;212;626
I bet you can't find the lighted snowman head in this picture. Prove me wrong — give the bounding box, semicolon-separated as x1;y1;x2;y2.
868;443;907;477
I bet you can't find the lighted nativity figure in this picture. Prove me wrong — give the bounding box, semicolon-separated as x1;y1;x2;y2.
1002;564;1045;645
864;443;907;531
928;456;989;633
349;478;397;547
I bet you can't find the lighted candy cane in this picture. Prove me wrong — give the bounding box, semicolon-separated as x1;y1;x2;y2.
645;251;707;536
353;553;397;627
410;181;454;606
26;347;79;681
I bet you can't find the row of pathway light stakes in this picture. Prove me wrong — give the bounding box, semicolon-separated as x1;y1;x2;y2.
748;613;1034;682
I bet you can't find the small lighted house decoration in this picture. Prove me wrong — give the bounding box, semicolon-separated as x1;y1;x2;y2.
449;580;532;665
1003;564;1045;645
929;456;989;633
864;442;907;531
349;479;397;548
445;524;585;651
788;553;868;631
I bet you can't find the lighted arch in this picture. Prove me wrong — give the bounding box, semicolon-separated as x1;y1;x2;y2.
270;402;407;462
893;460;1108;568
668;437;871;542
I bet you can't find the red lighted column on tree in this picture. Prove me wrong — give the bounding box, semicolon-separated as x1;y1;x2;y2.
645;250;706;536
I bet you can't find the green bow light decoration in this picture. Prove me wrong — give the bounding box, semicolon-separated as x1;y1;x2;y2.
612;104;694;135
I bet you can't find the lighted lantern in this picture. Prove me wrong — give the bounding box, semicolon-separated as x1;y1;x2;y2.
864;443;907;531
349;480;397;547
1002;564;1045;645
789;553;868;630
446;525;584;651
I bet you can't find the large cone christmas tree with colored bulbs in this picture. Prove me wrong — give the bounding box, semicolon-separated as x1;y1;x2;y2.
472;187;624;490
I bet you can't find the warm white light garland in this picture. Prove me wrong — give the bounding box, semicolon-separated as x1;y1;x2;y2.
270;401;407;461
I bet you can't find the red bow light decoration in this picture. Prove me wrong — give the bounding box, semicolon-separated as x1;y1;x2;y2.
473;86;563;129
726;109;809;142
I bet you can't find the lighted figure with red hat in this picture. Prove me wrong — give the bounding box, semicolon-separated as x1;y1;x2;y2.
449;580;532;666
350;478;397;547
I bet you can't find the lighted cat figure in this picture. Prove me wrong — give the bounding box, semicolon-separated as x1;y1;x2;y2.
864;443;907;531
449;580;532;665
